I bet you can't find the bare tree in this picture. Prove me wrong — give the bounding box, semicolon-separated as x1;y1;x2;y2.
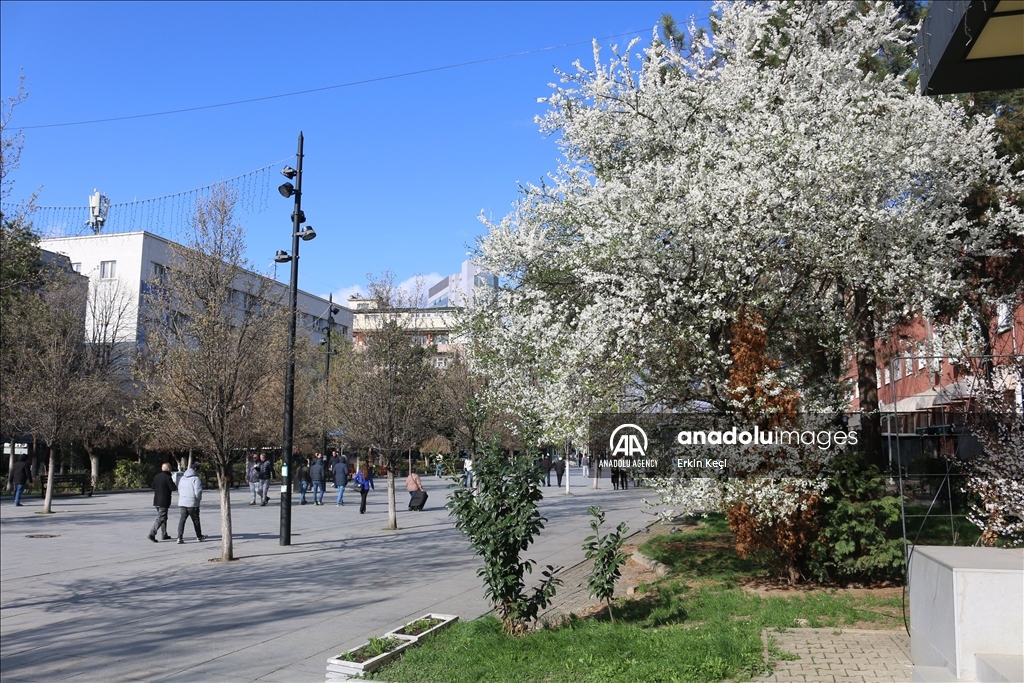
340;272;438;529
18;270;89;513
77;277;137;488
139;185;286;561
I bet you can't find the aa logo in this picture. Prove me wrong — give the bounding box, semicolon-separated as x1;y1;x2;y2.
609;424;648;457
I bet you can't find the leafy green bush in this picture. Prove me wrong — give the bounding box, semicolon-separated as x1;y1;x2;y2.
114;460;154;490
808;453;904;584
583;506;628;623
447;442;562;635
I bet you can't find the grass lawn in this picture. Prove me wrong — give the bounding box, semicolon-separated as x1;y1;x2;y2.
369;515;903;683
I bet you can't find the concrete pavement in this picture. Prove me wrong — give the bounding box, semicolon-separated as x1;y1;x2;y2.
0;470;650;683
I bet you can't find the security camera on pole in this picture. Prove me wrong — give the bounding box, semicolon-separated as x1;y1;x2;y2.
274;133;316;546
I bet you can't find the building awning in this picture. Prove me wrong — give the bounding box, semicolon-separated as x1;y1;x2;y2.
919;0;1024;95
880;388;942;413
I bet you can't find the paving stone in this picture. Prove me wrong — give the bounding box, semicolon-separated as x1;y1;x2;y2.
757;627;912;683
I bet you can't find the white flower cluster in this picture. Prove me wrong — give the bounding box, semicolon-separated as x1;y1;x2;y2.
468;1;1020;447
643;474;826;525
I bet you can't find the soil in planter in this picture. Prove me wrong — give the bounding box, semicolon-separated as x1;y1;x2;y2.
395;617;444;637
340;637;403;663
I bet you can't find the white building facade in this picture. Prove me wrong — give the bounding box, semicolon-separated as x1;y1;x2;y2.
427;260;497;308
40;231;352;349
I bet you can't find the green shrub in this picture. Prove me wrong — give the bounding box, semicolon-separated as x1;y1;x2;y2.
583;506;628;623
447;441;562;635
114;460;153;490
808;453;905;584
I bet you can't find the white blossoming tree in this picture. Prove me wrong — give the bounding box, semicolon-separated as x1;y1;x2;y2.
472;1;1019;459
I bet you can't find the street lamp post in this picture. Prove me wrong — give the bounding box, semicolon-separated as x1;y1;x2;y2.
320;294;339;458
276;132;316;546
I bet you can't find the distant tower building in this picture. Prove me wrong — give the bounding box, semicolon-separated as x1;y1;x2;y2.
427;259;497;308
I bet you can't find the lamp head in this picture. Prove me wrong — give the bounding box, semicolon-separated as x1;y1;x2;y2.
280;165;298;180
274;250;292;263
299;226;316;241
319;337;328;347
278;182;295;198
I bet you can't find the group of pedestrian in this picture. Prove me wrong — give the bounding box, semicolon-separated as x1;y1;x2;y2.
148;462;206;544
293;450;351;506
532;455;567;487
245;452;273;505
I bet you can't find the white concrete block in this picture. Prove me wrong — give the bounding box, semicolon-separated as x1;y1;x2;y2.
909;546;1024;682
975;653;1024;683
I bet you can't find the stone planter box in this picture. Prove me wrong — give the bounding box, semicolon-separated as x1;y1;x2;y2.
325;634;416;679
325;614;458;679
384;613;459;640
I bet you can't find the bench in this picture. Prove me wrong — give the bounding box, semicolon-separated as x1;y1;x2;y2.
41;473;92;497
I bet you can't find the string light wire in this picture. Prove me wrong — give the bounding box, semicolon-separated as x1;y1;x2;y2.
21;30;652;130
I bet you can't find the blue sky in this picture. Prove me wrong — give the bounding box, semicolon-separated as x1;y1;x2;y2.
2;1;712;301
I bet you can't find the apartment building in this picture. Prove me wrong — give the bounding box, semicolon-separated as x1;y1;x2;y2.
39;231;352;351
427;260;497;308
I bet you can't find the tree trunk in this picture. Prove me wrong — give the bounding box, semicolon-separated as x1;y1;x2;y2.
853;287;884;470
42;443;57;513
217;463;234;561
387;466;397;530
83;442;100;492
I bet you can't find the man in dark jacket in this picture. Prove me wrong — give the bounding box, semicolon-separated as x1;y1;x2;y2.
554;457;566;488
541;456;552;487
256;453;273;506
10;455;31;506
149;463;177;542
309;453;326;506
330;450;349;506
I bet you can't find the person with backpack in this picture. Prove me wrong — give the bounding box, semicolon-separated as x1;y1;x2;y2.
354;464;374;514
309;452;327;506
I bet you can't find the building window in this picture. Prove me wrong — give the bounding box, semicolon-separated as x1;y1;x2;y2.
906;356;914;377
152;262;168;283
100;260;116;279
894;360;902;381
71;262;82;273
884;368;891;385
918;355;927;370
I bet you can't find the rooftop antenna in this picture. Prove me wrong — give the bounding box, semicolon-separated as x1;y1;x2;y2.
87;189;110;234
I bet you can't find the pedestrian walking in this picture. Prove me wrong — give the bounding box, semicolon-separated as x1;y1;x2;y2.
175;465;206;544
257;452;272;505
354;464;374;514
406;469;424;503
621;468;629;490
296;457;312;505
582;455;590;479
554;457;566;488
463;456;474;488
309;452;326;505
9;455;31;507
611;467;620;491
434;455;443;478
542;455;552;487
330;450;349;505
148;463;177;542
246;453;260;505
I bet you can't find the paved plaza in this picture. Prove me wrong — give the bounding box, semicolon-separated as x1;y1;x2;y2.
755;628;913;683
1;470;649;683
